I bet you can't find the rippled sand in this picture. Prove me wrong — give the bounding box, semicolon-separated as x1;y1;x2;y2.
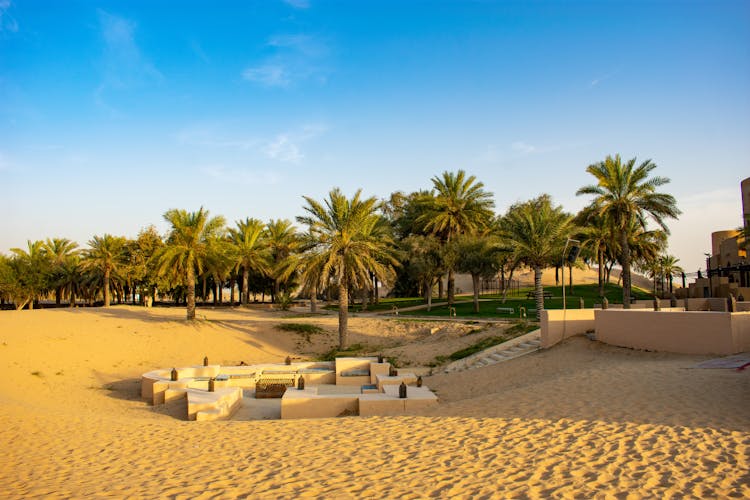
1;307;747;498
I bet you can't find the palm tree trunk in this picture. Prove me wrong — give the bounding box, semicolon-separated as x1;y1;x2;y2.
620;229;632;309
69;289;76;308
534;265;543;321
438;278;444;299
104;268;111;307
425;278;433;312
229;277;235;305
597;248;604;297
447;268;455;306
310;283;318;314
55;288;61;306
338;279;348;349
273;279;280;303
242;268;250;305
186;265;196;320
374;276;379;305
472;273;480;313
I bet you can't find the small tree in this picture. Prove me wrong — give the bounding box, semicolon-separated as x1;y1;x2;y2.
454;234;503;313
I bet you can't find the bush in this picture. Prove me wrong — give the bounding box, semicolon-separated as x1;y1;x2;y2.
275;322;325;342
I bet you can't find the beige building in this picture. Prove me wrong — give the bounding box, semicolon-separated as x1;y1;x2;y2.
688;177;750;299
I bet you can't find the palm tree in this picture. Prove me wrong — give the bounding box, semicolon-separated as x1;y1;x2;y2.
265;219;300;302
43;238;79;305
82;234;127;307
157;208;226;320
8;241;49;309
298;188;398;349
658;254;683;295
228;218;269;305
575;208;613;297
453;233;503;313
417;170;495;305
577;155;680;308
501;195;575;320
401;234;444;311
59;254;84;307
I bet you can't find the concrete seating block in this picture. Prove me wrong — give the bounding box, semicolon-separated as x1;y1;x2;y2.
369;362;391;384
359;394;406;416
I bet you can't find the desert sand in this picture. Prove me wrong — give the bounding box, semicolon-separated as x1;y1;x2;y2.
0;306;748;498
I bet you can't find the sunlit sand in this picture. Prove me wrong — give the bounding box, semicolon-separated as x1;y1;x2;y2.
1;306;747;498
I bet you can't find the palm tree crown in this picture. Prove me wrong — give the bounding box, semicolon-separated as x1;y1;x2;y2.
298;188;398;348
228;218;269;305
82;234;127;307
501;195;575;319
158;208;226;320
577;155;680;307
418;170;495;304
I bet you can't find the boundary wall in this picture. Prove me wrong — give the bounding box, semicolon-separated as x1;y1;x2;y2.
541;308;750;355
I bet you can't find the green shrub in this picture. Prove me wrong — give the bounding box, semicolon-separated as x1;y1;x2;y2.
275;322;325;342
277;292;293;311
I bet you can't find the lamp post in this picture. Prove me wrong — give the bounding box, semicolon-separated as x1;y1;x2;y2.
561;238;580;341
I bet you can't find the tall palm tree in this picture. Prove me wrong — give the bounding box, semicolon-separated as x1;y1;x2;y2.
43;238;79;305
9;240;49;309
501;195;575;320
658;254;683;295
157;208;226;320
82;234;127;307
265;219;300;301
228;218;269;305
417;170;495;305
575;208;616;298
298;188;398;349
577;155;680;308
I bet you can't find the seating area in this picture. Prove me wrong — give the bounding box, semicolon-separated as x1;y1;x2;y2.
141;356;437;421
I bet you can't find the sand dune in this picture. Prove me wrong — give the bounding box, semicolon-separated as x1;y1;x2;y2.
1;306;747;498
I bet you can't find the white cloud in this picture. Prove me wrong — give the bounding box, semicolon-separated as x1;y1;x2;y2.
589;68;620;88
263;134;302;163
242;64;291;87
190;40;210;63
0;0;18;32
175;122;328;165
511;141;536;154
283;0;310;8
95;10;162;110
267;34;326;57
242;33;330;88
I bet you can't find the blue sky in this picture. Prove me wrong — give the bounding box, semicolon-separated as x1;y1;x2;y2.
1;0;748;273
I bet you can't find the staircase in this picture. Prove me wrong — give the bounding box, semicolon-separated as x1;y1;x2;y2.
443;329;541;373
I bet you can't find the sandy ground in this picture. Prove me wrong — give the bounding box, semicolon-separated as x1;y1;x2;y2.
0;306;748;498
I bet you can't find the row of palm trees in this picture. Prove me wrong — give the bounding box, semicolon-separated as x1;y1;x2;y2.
0;154;681;348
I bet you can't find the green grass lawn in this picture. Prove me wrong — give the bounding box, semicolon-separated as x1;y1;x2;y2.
325;295;472;313
323;283;653;319
397;283;653;319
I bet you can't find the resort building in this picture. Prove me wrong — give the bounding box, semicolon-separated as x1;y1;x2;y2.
687;177;750;299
